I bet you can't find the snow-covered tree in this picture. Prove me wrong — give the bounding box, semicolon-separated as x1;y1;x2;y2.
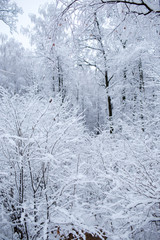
0;34;39;93
1;0;160;239
0;0;22;31
0;87;99;240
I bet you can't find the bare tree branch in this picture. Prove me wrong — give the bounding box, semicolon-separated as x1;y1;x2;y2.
62;0;160;16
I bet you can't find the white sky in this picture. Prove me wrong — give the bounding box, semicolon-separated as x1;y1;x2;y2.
0;0;53;48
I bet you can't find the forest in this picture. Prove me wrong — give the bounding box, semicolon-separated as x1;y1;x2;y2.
0;0;160;239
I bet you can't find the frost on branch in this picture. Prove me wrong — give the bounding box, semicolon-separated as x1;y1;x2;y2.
0;0;22;31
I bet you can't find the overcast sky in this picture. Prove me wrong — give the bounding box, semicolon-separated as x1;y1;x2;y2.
0;0;53;48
